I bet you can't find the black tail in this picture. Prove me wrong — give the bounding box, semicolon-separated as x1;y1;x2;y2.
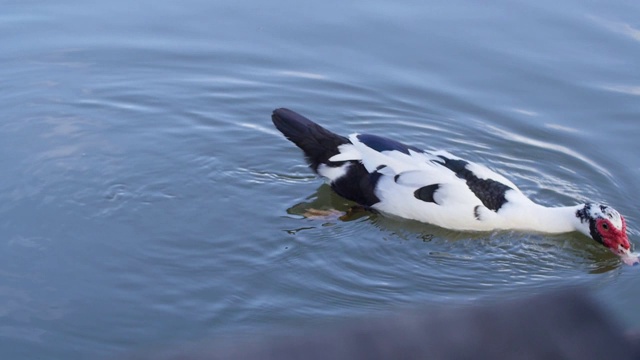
272;108;381;207
272;108;350;172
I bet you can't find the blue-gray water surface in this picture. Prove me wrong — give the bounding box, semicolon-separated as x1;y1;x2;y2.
2;0;640;358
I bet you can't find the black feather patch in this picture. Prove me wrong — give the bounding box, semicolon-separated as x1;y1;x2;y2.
435;156;511;211
576;204;604;245
474;205;482;220
357;134;423;155
414;184;441;204
576;203;591;224
589;219;604;246
331;162;381;207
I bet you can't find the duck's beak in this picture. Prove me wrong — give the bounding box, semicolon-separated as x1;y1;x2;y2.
605;229;637;265
616;247;640;266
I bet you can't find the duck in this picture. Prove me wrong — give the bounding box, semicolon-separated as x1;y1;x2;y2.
272;108;638;266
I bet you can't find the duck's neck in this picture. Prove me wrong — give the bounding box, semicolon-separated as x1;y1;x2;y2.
514;203;585;234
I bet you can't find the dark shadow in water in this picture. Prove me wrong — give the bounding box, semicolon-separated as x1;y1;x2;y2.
286;184;373;222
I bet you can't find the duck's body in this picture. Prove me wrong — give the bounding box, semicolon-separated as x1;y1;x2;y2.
333;134;582;233
272;108;636;264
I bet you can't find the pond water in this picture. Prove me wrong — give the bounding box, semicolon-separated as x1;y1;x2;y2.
2;0;640;358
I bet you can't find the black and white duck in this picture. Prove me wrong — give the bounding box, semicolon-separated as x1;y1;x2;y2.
272;108;638;265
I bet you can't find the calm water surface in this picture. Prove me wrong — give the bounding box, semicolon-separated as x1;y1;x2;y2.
2;0;640;358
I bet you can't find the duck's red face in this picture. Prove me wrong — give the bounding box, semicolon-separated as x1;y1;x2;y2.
595;216;630;255
579;204;638;265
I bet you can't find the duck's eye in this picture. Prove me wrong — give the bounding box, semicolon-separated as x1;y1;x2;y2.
602;223;609;230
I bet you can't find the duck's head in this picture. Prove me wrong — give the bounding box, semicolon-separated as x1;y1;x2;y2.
576;203;638;265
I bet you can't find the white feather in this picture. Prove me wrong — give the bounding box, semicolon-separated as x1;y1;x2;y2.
317;163;350;182
328;144;361;162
